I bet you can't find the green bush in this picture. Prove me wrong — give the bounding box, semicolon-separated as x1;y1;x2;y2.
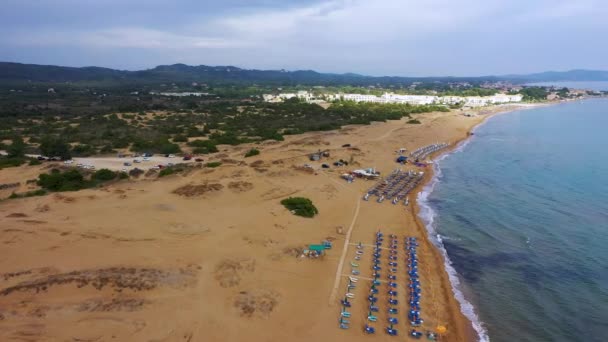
0;157;26;169
37;169;90;191
118;172;129;179
158;168;176;177
8;189;47;199
39;137;71;160
188;140;218;154
93;168;117;181
172;134;188;142
29;158;42;166
280;197;319;218
205;162;222;168
72;144;96;157
244;148;260;158
407;119;421;124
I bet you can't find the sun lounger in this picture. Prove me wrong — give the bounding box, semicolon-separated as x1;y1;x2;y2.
388;307;398;314
364;325;376;334
351;269;360;275
341;311;351;318
367;314;378;322
340;323;349;329
345;293;354;299
349;276;358;283
386;326;398;336
388;317;399;325
351;261;359;267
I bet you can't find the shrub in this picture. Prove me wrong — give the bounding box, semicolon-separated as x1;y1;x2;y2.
244;148;260;158
205;162;222;168
118;172;129;179
92;169;117;181
72;144;95;157
0;157;25;169
188;140;218;154
158;168;176;177
280;197;319;218
39;137;71;160
172;134;188;142
407;119;421;124
37;169;89;191
8;189;47;199
29;159;42;166
129;168;144;178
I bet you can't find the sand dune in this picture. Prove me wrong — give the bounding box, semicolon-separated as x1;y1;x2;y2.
0;105;531;341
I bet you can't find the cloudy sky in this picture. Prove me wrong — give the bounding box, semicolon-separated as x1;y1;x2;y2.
1;0;607;76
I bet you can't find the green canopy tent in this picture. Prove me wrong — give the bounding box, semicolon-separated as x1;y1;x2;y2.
309;244;326;255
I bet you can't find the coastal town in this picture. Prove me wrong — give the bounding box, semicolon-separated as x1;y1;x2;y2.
263;91;524;107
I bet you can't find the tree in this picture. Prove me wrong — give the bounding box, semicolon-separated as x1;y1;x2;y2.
39;137;72;160
7;136;25;158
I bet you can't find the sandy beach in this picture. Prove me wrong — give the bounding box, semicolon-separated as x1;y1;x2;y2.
0;103;542;341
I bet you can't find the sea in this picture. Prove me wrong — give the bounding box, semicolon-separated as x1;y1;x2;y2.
418;98;608;342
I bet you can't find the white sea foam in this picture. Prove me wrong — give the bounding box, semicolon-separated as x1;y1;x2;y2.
417;137;490;342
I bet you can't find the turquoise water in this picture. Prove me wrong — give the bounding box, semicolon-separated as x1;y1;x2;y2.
419;99;608;342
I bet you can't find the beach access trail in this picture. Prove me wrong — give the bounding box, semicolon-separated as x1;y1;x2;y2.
328;197;361;304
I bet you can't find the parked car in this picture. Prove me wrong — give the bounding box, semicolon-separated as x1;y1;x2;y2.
123;162;132;166
321;164;330;168
37;156;47;161
195;158;204;162
342;144;351;148
143;157;150;161
133;159;141;163
183;155;192;161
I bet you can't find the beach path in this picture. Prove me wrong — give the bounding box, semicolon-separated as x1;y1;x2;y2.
328;197;361;304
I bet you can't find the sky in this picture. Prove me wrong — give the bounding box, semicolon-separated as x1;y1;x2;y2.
1;0;607;76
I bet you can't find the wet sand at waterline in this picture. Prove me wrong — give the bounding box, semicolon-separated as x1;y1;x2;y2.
0;104;536;341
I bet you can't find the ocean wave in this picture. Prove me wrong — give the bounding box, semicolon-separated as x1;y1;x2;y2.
417;143;490;342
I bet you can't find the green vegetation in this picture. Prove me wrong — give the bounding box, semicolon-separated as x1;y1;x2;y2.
92;168;117;181
0;157;26;169
280;197;319;218
407;119;421;124
37;169;92;192
29;158;42;166
8;189;46;199
37;168;120;192
188;140;219;154
205;162;222;168
519;87;549;101
244;148;260;158
0;87;448;159
39;137;71;160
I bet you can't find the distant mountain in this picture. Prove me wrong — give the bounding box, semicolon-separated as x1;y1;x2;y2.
1;61;607;86
0;62;498;86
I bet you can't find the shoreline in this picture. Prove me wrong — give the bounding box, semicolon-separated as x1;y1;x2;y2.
0;100;558;342
409;102;554;341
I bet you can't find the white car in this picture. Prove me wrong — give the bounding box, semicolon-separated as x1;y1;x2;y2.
143;157;150;161
63;160;74;164
168;154;175;158
121;168;128;172
150;166;160;170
